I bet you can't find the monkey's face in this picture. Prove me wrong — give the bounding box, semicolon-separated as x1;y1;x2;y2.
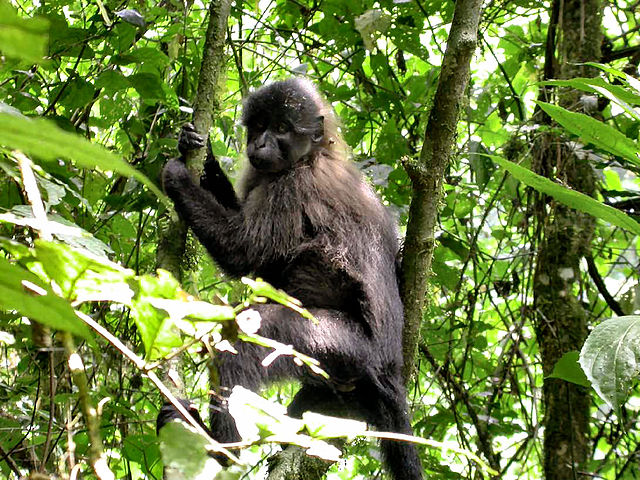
245;114;323;173
242;79;326;173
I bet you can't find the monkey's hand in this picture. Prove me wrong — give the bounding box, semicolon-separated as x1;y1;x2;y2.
178;122;205;157
156;398;208;434
162;158;192;197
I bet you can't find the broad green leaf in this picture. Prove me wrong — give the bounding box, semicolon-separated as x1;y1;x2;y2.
0;113;168;202
150;298;235;322
491;156;640;235
122;434;162;479
0;255;91;339
228;386;302;442
0;206;113;257
580;316;640;410
548;351;590;387
537;102;640;166
35;240;134;304
227;387;341;460
158;422;222;480
541;78;640;107
0;1;48;63
129;73;166;101
131;270;184;359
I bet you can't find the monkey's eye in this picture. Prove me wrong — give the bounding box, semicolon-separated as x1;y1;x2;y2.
275;123;289;134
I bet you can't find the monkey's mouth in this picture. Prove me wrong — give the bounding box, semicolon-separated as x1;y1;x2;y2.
248;154;288;172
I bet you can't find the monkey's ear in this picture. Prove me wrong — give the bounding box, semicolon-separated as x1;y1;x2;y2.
311;115;324;143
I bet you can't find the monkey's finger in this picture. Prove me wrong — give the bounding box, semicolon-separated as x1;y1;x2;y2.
178;131;206;153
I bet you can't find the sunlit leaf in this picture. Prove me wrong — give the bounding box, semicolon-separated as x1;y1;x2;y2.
0;113;167;202
580;316;640;410
537;102;640;166
491;155;640;235
158;422;222;480
0;1;48;62
0;255;91;339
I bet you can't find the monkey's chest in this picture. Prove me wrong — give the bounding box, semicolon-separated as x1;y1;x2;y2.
256;250;358;315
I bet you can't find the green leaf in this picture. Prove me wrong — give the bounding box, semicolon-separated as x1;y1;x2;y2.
548;351;590;387
131;270;183;359
541;78;640;107
0;1;48;63
122;434;162;478
537;102;640;166
242;277;315;321
0;206;113;257
34;240;134;304
128;73;166;101
158;422;222;480
580;315;640;410
0;255;91;339
150;298;235;322
303;411;367;439
491;155;640;235
0;113;168;202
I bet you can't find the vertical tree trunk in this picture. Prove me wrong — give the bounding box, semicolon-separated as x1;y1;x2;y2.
156;0;232;281
400;0;483;381
533;1;602;478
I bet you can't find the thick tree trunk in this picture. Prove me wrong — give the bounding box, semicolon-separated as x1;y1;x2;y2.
533;1;602;478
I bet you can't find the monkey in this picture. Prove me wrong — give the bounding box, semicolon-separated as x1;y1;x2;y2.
157;77;423;480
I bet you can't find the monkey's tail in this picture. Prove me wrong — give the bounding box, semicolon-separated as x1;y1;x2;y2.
377;408;424;480
363;378;424;480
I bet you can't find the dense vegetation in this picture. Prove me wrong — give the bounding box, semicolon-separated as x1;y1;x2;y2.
1;0;640;479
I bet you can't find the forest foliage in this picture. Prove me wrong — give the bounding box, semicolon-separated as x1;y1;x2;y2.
1;0;640;479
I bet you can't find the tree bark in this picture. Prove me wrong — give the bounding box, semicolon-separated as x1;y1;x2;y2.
400;0;483;381
156;0;232;281
533;1;602;478
266;446;334;480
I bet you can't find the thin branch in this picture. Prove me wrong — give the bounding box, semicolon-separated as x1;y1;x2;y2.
74;310;240;463
62;332;115;480
586;255;625;316
420;345;501;474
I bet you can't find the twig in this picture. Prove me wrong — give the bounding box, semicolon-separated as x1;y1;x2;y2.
0;443;21;477
73;310;240;463
62;332;115;480
586;255;625;316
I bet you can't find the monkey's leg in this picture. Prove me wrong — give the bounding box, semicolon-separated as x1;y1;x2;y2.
250;305;423;479
209;304;372;440
287;384;353;419
207;338;304;445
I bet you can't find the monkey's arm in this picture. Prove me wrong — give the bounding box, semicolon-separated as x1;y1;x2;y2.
201;145;240;210
178;123;240;211
162;159;253;276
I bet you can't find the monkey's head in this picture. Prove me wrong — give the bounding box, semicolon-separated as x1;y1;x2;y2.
242;78;339;173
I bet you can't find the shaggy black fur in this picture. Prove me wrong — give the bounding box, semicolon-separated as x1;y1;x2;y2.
158;78;423;479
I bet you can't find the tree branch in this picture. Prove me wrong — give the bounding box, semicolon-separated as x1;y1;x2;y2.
400;0;484;381
586;255;624;316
